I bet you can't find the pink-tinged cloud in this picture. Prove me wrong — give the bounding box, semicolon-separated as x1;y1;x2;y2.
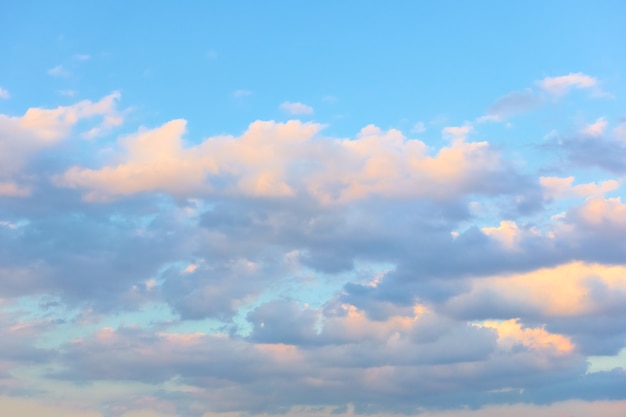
581;117;608;137
57;119;518;203
445;262;626;318
477;319;574;353
540;176;619;200
540;72;597;96
481;220;523;250
0;181;31;197
2;397;626;417
0;92;122;195
49;303;589;414
442;124;472;142
570;196;626;230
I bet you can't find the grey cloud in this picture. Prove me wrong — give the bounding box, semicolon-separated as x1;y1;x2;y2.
483;89;541;121
246;300;320;345
548;132;626;174
48;318;592;415
161;255;290;321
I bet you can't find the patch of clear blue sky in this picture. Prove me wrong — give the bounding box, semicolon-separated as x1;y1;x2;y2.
2;1;625;140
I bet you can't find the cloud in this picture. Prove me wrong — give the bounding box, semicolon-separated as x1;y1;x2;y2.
0;91;123;195
540;72;597;96
0;93;118;142
232;89;252;98
481;220;522;250
568;196;626;232
479;72;604;123
478;89;540;122
57;90;78;97
73;54;90;61
47;65;71;77
548;120;626;173
280;101;314;115
1;75;626;417
411;121;426;133
45;299;592;414
614;119;626;139
442;124;472;141
55;119;529;204
540;176;619;200
443;262;626;320
3;398;626;417
81;113;125;139
0;181;31;197
581;117;608;137
0;87;9;99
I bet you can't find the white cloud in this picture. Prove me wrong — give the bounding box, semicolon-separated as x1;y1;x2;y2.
73;54;90;61
48;65;70;77
0;87;9;99
232;89;252;98
280;101;314;115
411;121;426;133
540;72;597;96
57;90;78;97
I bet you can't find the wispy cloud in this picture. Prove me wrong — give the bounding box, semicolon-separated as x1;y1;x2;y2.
442;124;472;141
411;121;426;133
540;72;597;96
280;101;314;115
73;54;90;61
57;90;78;97
0;87;9;99
478;89;540;122
47;65;70;77
233;89;252;98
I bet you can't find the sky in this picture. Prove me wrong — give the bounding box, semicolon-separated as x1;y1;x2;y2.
1;1;626;416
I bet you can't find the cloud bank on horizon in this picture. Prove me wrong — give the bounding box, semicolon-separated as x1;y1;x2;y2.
1;2;626;417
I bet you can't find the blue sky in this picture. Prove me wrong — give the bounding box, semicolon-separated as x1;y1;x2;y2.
1;2;626;417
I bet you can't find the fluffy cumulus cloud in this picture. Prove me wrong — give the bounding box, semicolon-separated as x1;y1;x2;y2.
0;91;123;196
2;71;626;417
55;121;526;204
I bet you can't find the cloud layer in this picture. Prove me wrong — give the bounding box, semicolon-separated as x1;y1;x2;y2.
1;72;625;417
